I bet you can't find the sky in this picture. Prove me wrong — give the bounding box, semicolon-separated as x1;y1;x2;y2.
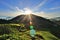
0;0;60;19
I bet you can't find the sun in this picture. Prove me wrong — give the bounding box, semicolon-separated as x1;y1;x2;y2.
25;10;31;15
21;9;32;15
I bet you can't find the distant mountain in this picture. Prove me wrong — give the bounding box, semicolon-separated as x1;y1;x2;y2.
55;21;60;25
0;14;60;38
0;16;13;20
9;14;60;38
50;17;60;25
50;17;60;21
0;19;11;24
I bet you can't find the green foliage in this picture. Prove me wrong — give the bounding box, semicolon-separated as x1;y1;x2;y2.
0;24;60;40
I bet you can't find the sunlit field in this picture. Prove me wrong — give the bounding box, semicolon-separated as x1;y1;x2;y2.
0;24;59;40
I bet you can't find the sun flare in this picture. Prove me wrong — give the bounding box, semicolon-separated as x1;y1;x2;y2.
21;8;32;15
25;10;32;15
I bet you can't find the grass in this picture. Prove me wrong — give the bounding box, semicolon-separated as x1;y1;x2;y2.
0;24;60;40
36;31;59;40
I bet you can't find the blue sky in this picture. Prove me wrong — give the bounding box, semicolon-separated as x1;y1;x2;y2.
0;0;60;19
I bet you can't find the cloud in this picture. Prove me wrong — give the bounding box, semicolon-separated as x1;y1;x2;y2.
0;7;33;17
24;8;32;13
48;7;60;10
15;7;20;11
0;11;19;17
15;7;33;14
0;1;60;19
15;7;24;12
0;9;60;19
35;11;49;18
34;11;60;19
34;0;47;9
1;1;21;11
0;7;60;19
1;1;15;10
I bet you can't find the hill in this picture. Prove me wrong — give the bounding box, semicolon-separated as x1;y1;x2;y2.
0;19;11;24
50;17;60;25
0;14;60;40
9;14;60;38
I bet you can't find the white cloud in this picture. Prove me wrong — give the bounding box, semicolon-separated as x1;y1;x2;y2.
1;1;16;10
23;8;32;14
34;0;47;9
34;11;49;18
48;7;60;10
0;6;60;19
15;7;24;12
14;7;33;15
34;11;60;19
